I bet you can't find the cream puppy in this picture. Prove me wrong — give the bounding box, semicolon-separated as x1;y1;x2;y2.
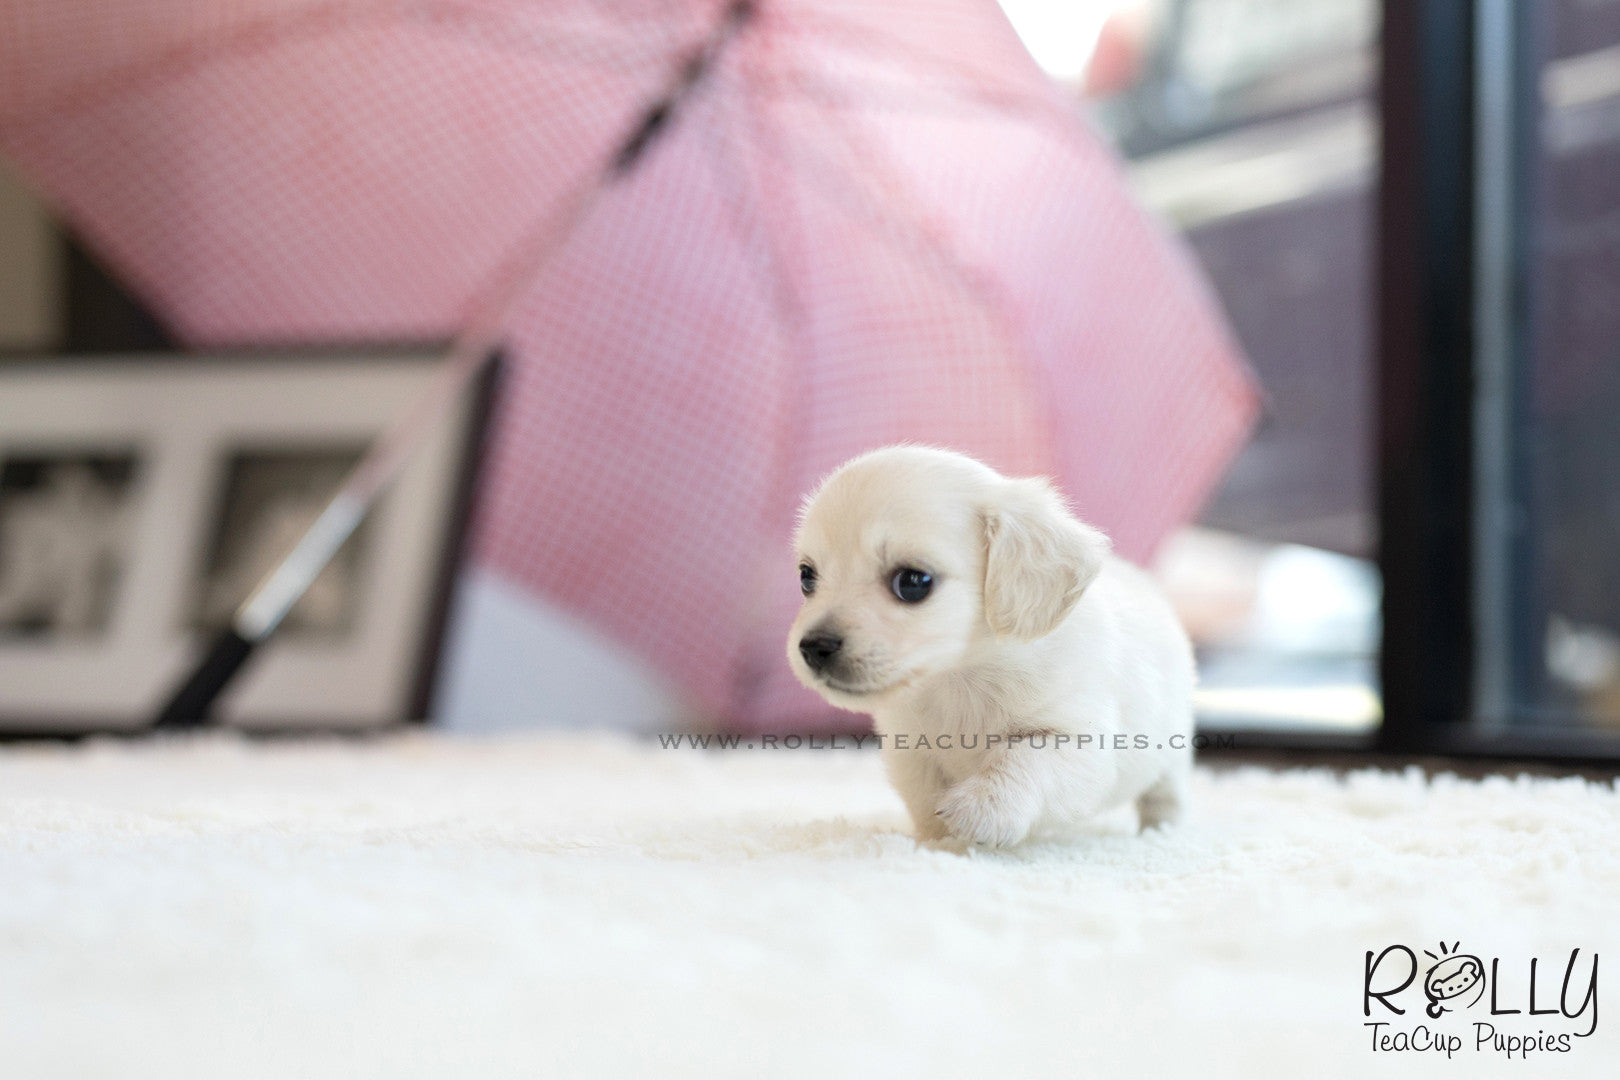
787;446;1194;847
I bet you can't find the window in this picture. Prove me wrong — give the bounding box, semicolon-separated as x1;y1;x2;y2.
1489;1;1620;732
1378;0;1620;758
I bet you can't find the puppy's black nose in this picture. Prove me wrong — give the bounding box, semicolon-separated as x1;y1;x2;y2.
798;631;843;673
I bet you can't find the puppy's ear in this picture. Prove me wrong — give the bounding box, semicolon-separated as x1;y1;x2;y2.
981;478;1111;641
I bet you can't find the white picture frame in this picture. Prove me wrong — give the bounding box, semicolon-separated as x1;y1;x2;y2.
0;351;489;732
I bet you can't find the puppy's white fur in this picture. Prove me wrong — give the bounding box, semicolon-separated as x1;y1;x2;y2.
787;446;1194;847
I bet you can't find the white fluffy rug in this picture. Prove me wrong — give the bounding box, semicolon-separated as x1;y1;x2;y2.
2;734;1617;1079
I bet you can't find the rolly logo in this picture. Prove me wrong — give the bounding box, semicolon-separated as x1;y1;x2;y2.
1364;942;1599;1059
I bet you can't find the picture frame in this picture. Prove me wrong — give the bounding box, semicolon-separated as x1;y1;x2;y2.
0;350;494;734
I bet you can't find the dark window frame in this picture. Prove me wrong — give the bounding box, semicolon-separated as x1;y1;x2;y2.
1211;0;1620;763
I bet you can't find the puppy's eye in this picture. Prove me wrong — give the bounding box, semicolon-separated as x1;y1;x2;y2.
890;568;933;603
798;564;817;596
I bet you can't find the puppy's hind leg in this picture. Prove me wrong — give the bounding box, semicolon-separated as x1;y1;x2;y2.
1136;769;1188;831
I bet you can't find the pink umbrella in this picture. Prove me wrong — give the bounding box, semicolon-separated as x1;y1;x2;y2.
0;0;1258;731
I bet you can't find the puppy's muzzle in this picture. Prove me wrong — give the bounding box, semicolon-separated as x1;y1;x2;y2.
797;631;844;674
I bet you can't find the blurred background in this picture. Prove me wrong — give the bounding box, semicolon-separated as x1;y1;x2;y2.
1;0;1617;748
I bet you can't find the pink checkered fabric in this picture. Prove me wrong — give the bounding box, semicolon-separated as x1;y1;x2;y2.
0;0;1258;730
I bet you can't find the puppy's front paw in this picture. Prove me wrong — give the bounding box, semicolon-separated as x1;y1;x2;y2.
936;773;1037;848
